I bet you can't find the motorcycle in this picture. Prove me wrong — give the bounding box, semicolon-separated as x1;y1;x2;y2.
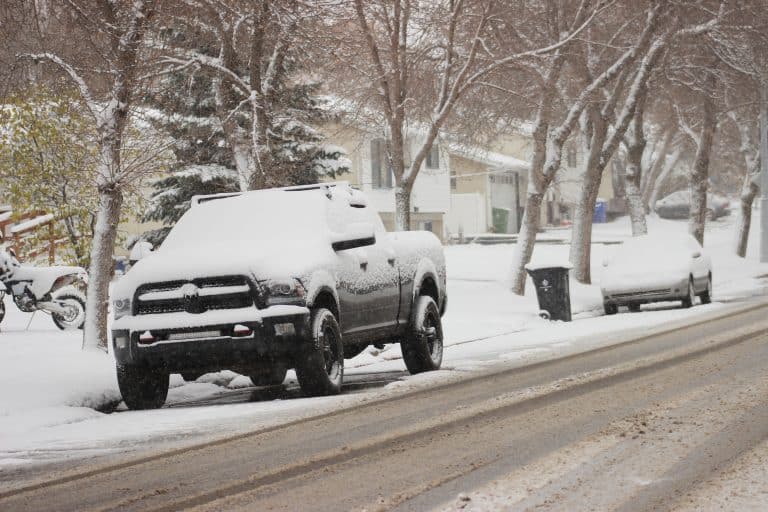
0;248;88;330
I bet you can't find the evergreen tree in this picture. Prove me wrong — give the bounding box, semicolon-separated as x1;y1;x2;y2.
140;27;348;247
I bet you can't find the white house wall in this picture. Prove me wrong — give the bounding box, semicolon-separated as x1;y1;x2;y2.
360;138;450;214
445;193;486;235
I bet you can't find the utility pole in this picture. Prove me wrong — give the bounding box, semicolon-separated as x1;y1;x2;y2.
761;81;768;262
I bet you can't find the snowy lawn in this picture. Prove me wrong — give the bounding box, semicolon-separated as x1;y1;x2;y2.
1;214;767;474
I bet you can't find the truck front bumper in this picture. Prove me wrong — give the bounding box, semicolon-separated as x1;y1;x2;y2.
111;306;310;373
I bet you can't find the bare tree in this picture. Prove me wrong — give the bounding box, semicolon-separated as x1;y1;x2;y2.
332;0;608;231
508;1;664;293
567;1;725;283
673;67;720;246
20;0;158;350
707;2;768;255
728;104;760;256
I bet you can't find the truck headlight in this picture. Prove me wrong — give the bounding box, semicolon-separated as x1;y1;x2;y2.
113;298;132;319
264;279;305;306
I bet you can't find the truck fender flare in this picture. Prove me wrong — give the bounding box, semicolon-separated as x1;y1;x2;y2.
304;270;341;319
412;258;442;305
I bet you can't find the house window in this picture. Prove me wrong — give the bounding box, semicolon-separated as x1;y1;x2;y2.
370;139;393;189
450;176;457;191
426;145;440;169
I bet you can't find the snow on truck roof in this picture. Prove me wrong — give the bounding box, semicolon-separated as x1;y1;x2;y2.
162;183;364;252
190;181;354;206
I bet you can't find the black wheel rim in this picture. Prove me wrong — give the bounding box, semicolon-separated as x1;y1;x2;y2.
321;322;341;378
423;309;442;362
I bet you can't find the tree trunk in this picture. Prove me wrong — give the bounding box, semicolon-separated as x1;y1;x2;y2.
394;184;411;231
625;126;648;236
570;174;602;283
640;130;672;209
509;193;543;295
569;108;607;284
688;94;717;246
82;186;123;351
736;178;759;257
648;148;681;210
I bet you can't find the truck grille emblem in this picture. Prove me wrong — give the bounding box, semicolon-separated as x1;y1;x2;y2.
180;283;203;313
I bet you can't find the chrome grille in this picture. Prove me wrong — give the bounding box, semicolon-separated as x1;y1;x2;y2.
134;275;254;315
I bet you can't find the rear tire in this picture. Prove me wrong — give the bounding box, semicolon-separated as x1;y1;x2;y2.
51;290;86;330
628;303;641;313
700;275;712;304
604;303;618;315
117;364;169;410
295;308;344;396
681;277;695;308
250;365;288;386
402;296;444;374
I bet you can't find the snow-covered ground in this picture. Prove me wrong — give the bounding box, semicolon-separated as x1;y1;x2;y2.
1;214;767;475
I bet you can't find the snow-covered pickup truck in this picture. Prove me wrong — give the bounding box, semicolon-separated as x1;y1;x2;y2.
111;183;447;409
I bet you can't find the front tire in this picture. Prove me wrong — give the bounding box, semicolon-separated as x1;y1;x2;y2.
250;364;288;386
51;291;86;330
700;275;712;304
295;308;344;396
681;277;695;308
117;364;169;410
604;302;618;315
402;296;444;374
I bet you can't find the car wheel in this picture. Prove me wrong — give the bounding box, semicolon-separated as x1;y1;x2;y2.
604;303;618;315
117;364;169;410
51;291;86;330
250;364;288;386
700;274;712;304
295;308;344;396
628;303;641;313
681;277;695;308
402;296;444;374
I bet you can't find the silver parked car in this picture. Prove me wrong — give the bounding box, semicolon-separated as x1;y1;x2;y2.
601;233;712;315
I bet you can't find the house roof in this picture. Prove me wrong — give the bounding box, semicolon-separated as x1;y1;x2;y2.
447;143;530;173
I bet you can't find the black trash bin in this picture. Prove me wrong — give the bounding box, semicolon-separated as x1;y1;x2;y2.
525;264;572;322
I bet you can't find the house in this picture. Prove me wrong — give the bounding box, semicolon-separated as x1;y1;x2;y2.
322;123;566;239
322;123;450;237
557;141;622;222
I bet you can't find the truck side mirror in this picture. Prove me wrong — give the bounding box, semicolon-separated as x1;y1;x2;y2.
129;241;154;263
331;223;376;251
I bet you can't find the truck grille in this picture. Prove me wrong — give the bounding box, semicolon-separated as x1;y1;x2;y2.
134;275;254;315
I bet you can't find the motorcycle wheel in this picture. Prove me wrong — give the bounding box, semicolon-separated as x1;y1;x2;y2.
52;291;86;330
0;299;5;325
